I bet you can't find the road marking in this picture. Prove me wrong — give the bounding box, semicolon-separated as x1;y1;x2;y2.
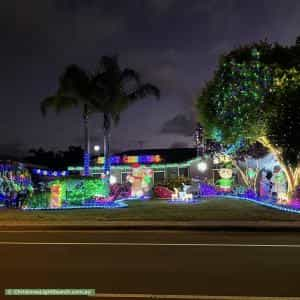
0;241;300;247
91;293;300;299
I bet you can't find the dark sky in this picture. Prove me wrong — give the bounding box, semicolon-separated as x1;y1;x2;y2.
1;0;299;156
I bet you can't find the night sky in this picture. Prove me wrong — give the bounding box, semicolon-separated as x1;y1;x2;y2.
1;0;300;156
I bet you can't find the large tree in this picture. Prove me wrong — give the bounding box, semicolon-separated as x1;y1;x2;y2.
197;39;300;194
90;56;160;176
41;56;160;178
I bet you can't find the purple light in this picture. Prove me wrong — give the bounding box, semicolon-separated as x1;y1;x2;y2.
242;188;257;199
199;183;217;196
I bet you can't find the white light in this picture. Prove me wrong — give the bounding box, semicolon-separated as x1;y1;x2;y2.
94;145;100;152
109;175;117;185
213;157;219;164
197;161;208;172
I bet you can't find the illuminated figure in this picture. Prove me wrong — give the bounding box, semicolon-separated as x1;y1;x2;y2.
171;184;193;201
127;166;153;198
50;184;62;208
271;165;288;203
216;168;233;192
259;171;271;199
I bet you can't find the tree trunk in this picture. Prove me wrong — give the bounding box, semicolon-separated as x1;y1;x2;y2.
257;136;299;196
83;104;90;176
103;113;111;176
232;160;249;187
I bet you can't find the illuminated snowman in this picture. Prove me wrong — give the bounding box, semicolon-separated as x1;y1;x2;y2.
216;168;233;192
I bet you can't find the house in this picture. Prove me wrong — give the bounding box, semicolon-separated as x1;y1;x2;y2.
68;148;214;185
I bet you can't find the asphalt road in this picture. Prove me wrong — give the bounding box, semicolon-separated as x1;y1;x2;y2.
0;230;300;299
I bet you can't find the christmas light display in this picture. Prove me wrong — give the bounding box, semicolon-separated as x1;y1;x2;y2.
26;178;110;209
33;168;68;177
96;155;161;165
198;41;300;196
127;165;153;197
197;161;208;172
216;168;233;192
171;186;193;202
199;183;217;196
83;152;90;176
154;185;173;199
0;163;33;205
50;183;63;208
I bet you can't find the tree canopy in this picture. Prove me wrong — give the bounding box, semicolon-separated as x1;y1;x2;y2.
197;39;300;168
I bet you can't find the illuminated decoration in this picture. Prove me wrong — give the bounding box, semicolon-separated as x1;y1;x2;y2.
211;128;223;143
110;183;131;199
233;185;247;196
109;175;117;185
197;161;208;172
127;166;153;198
277;192;290;205
213;156;220;165
96;155;161;165
69;157;202;172
32;168;68;177
243;188;257;199
204;194;300;214
216;168;233;192
23;199;128;210
270;165;288;202
247;168;256;179
224;138;244;156
171;187;193;202
259;170;271;198
194;122;205;156
154;185;173;199
50;183;63;208
213;153;231;165
0;163;32;202
26;178;110;209
83;152;90;176
94;145;100;152
208;48;272;143
199;183;217;196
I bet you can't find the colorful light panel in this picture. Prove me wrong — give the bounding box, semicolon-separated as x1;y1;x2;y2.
96;155;161;165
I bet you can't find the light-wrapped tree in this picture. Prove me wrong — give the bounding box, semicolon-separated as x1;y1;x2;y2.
197;39;300;195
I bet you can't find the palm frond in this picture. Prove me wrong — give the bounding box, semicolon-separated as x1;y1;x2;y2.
40;95;78;116
128;83;160;101
121;68;140;85
59;64;91;99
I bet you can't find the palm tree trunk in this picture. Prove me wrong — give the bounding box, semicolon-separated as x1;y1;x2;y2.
83;104;90;176
103;112;111;176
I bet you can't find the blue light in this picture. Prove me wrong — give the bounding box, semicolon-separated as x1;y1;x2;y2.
22;199;128;210
203;195;300;214
83;151;90;176
32;168;68;177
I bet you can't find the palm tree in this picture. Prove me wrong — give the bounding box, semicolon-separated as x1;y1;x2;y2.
41;65;93;176
90;56;160;176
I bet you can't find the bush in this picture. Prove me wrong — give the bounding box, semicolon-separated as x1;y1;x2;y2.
24;192;50;209
157;176;191;190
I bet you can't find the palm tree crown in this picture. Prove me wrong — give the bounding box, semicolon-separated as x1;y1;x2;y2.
90;56;160;174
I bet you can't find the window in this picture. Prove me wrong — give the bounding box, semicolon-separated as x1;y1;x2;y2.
179;167;189;177
167;167;178;178
121;172;129;184
153;171;165;184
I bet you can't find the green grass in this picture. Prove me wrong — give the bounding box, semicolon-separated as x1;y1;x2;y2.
1;198;300;225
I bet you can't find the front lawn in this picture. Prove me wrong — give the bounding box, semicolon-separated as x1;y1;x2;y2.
1;197;300;225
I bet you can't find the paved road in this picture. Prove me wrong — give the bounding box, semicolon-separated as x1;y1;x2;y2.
0;230;300;299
